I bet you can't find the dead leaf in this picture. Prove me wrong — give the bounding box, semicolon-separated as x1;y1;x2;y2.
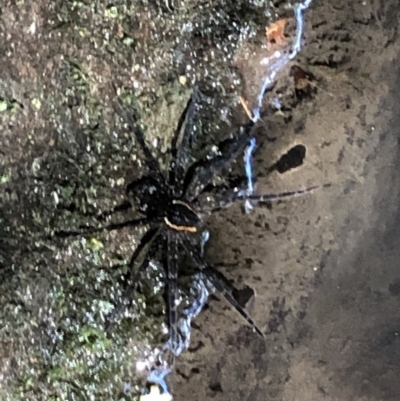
239;96;253;121
266;19;287;46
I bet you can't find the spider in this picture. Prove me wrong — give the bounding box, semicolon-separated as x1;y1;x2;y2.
55;86;318;356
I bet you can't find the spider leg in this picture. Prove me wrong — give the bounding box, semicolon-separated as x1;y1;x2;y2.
112;85;165;182
162;231;179;367
169;88;198;194
106;226;162;329
203;185;321;213
184;124;256;201
96;200;133;221
247;185;320;202
53;217;150;238
181;235;264;338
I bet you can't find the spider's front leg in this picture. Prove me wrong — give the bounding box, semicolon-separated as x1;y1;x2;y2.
199;184;325;215
95;200;133;221
183;122;257;202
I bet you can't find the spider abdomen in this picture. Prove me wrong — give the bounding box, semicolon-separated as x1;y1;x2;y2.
164;199;201;233
127;175;168;218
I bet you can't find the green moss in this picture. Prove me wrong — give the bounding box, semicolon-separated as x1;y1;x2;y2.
0;99;7;112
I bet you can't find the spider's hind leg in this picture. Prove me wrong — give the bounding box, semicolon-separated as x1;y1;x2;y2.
105;226;162;330
96;200;133;221
169;88;199;194
52;216;150;239
162;231;179;367
182;235;264;338
112;84;165;181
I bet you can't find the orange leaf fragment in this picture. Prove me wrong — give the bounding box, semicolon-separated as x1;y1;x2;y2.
239;96;253;121
266;19;287;46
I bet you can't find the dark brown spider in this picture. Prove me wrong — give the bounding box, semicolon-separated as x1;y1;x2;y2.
55;86;318;362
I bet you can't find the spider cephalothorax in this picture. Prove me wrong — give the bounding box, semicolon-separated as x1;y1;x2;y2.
127;176;202;233
55;86;318;357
